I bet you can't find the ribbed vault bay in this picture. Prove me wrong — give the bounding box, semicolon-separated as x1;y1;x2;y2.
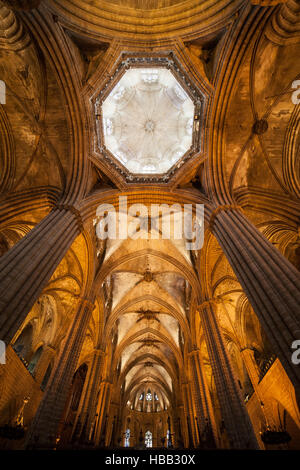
47;0;244;39
0;0;300;452
101;67;194;175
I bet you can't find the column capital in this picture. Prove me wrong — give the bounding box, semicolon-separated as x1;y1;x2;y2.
187;348;200;357
197;300;217;311
208;204;242;233
240;346;255;353
74;296;95;311
0;4;31;51
101;379;112;385
54;203;84;232
93;348;106;357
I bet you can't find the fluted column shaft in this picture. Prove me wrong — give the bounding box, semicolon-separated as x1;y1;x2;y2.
106;403;118;447
199;301;259;449
73;349;106;442
104;387;114;447
0;207;82;344
178;404;188;448
240;348;273;434
95;381;112;446
182;382;196;447
189;349;219;447
240;348;260;388
25;298;94;448
210;206;300;396
187;381;198;446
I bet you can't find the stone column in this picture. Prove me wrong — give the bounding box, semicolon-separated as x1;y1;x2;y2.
177;404;188;448
209;205;300;397
105;402;117;447
25;298;94;449
188;381;199;447
73;349;106;442
95;381;112;446
198;300;259;449
182;382;196;447
0;206;82;344
189;349;219;447
114;403;123;447
240;348;260;389
240;347;273;434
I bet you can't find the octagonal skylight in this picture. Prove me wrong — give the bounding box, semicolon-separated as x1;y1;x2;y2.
101;67;195;175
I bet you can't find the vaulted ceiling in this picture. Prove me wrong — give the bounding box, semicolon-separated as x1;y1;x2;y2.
92;210;199;411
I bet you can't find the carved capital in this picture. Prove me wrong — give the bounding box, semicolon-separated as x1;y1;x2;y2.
208;204;242;232
266;0;300;45
0;5;31;51
72;295;95;312
94;348;106;357
80;297;95;311
197;300;216;311
55;203;84;232
187;348;200;357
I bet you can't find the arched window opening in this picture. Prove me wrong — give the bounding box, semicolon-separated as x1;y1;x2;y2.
167;429;173;448
0;79;6;104
28;346;43;374
13;323;34;361
145;430;152;448
124;428;130;447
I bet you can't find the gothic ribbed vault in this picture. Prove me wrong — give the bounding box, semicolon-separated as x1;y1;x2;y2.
0;0;299;452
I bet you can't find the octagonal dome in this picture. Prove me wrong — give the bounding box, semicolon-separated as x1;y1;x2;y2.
101;67;195;175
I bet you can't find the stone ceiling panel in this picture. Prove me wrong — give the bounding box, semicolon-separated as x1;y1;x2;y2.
102;67;194;175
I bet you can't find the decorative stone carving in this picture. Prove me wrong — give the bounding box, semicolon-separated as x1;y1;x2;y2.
101;67;194;175
252;119;268;135
94;54;206;183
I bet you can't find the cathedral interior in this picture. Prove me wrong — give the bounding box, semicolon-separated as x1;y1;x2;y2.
0;0;300;451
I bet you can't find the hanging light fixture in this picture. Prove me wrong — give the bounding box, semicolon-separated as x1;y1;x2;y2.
260;426;291;445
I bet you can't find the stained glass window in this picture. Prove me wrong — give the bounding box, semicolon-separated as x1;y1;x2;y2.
124;428;130;447
145;430;152;448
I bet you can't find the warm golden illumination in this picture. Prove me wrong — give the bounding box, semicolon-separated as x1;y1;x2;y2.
0;0;299;453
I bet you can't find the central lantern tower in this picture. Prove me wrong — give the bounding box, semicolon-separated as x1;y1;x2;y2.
93;54;208;184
